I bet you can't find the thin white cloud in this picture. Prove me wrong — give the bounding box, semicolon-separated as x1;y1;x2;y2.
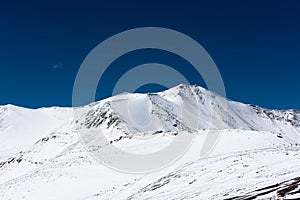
52;63;63;69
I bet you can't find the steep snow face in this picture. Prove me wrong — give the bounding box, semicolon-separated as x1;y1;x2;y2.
0;84;300;200
160;84;300;140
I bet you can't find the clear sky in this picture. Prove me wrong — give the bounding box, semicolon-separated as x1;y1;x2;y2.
0;0;299;109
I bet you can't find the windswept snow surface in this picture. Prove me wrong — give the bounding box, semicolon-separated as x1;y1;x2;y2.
0;84;299;199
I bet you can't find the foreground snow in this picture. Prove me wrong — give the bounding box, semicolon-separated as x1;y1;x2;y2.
0;129;299;199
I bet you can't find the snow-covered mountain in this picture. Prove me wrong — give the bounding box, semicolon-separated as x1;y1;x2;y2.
78;84;300;140
0;84;299;199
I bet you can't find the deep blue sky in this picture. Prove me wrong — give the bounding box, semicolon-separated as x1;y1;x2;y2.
0;0;299;109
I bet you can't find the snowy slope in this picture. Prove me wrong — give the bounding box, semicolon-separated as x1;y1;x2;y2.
0;84;299;199
0;105;73;157
0;129;299;200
